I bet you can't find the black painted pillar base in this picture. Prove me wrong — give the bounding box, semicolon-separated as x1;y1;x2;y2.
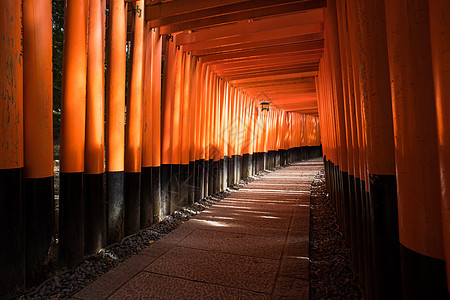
228;156;234;186
208;159;214;196
106;171;124;245
124;172;141;236
23;176;54;287
0;168;24;298
400;244;447;299
179;164;189;208
170;164;180;214
199;159;206;199
248;154;253;177
218;159;224;192
235;155;241;183
361;182;373;299
204;159;210;197
263;152;267;171
223;157;228;190
188;161;195;205
194;160;202;202
59;172;84;268
354;177;366;290
242;154;249;179
369;174;401;299
151;166;162;223
213;160;219;194
140;167;153;229
160;164;171;219
348;173;359;275
341;171;351;249
84;173;105;255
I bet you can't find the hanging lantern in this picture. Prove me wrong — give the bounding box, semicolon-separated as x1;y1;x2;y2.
260;100;270;111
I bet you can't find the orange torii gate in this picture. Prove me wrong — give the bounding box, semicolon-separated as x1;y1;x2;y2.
1;0;328;298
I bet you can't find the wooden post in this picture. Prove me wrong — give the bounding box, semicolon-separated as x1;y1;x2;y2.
59;0;88;268
385;0;447;297
0;1;24;296
429;0;450;292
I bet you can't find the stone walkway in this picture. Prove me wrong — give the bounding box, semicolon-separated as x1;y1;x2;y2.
74;158;323;299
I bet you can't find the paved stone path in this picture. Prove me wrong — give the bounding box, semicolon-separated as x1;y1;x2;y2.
74;158;323;299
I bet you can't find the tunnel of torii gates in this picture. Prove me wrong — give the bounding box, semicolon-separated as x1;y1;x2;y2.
0;0;450;299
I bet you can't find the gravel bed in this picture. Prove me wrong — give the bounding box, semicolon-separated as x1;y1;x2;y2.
309;170;362;299
19;171;271;300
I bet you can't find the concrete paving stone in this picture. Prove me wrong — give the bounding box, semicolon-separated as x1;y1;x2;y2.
180;219;289;237
74;254;157;299
179;228;285;259
283;235;309;257
279;256;309;280
145;246;278;293
272;276;309;299
109;272;270;300
138;240;173;258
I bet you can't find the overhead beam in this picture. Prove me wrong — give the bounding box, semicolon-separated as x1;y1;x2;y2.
176;9;323;44
159;0;326;34
215;61;320;76
224;65;319;81
148;0;313;27
201;40;324;63
146;0;250;20
183;24;323;52
210;54;322;71
191;32;323;56
230;71;318;84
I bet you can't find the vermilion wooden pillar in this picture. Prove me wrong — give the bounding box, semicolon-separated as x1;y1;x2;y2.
180;51;191;208
125;0;144;236
85;0;106;256
59;0;88;268
169;42;183;213
429;0;450;294
141;26;162;225
0;1;24;296
336;0;366;287
354;0;401;297
161;35;175;217
346;1;373;295
22;0;54;286
106;0;126;244
187;54;198;204
385;0;447;297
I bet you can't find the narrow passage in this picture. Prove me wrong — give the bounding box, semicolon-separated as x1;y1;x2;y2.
75;158;323;299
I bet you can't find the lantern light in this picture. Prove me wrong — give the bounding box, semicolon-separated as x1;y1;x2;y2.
260;100;270;111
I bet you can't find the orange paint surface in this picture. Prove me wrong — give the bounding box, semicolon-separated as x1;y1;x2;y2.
23;0;53;178
85;0;105;174
60;0;88;173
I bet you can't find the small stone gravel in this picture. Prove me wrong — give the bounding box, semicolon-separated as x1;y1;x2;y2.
19;173;271;300
309;170;362;299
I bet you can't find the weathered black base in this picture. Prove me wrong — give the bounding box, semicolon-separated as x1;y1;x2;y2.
151;166;162;223
370;174;401;299
23;176;54;287
188;161;195;205
59;172;84;268
140;167;153;229
106;171;124;244
84;173;105;255
170;164;180;214
222;157;228;190
124;172;141;236
160;164;171;218
400;244;447;299
0;168;24;298
179;164;189;208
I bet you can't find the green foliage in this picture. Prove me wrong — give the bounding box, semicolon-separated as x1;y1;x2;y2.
52;1;64;138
